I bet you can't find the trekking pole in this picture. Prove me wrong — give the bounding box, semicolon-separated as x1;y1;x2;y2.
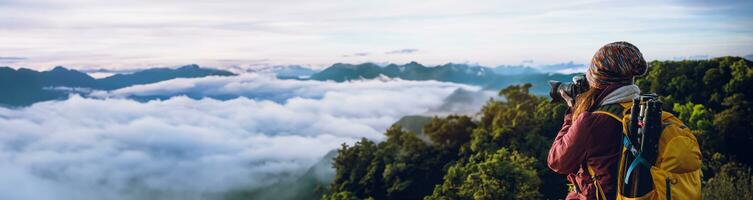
621;94;656;197
629;97;640;141
643;99;662;165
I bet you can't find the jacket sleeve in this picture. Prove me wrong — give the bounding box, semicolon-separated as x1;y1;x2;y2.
547;112;594;174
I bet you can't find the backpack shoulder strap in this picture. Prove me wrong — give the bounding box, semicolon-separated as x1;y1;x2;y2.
587;165;608;200
592;102;630;123
587;102;632;200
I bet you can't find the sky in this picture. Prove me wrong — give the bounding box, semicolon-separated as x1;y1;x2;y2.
0;0;752;70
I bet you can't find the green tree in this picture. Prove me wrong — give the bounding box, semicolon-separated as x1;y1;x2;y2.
673;102;714;132
329;138;380;199
425;148;541;200
712;93;753;165
322;191;362;200
424;115;476;155
326;125;453;200
703;162;753;200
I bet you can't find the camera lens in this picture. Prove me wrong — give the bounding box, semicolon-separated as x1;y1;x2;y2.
548;74;588;104
548;81;563;103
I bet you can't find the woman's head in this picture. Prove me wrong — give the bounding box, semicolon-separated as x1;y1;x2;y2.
585;41;648;89
573;41;647;119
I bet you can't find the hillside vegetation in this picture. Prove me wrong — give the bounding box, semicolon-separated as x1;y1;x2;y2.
324;57;753;199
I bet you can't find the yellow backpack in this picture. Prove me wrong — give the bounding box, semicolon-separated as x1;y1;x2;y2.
589;100;702;200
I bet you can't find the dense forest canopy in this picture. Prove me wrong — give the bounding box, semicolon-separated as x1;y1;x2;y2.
324;56;753;200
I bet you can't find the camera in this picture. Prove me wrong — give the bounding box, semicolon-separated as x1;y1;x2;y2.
548;74;589;105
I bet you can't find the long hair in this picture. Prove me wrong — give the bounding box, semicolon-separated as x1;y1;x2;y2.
572;87;602;121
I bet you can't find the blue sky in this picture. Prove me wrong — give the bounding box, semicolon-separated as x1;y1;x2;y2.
0;0;751;70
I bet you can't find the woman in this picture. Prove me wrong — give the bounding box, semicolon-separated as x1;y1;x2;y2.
547;41;647;200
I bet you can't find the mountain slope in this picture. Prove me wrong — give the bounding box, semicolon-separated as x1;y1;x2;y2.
394;115;434;135
0;65;235;107
97;64;234;90
0;67;64;106
226;150;338;200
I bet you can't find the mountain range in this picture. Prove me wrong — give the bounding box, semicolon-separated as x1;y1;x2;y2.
247;65;320;79
309;62;575;94
0;64;235;106
491;65;541;75
1;62;579;107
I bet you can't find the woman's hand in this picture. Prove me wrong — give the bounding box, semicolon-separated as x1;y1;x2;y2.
559;90;574;107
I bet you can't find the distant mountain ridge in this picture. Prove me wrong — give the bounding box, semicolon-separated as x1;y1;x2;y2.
0;61;581;106
247;65;320;79
312;62;498;84
309;62;575;94
96;64;234;90
491;65;541;75
0;64;235;106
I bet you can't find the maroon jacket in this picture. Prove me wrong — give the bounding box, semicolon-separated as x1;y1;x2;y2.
547;86;624;200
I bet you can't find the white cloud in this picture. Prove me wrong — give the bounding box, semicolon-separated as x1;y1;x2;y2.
555;66;589;74
0;76;480;200
90;73;477;104
385;49;419;55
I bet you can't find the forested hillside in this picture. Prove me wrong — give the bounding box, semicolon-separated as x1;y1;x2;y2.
324;56;753;200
